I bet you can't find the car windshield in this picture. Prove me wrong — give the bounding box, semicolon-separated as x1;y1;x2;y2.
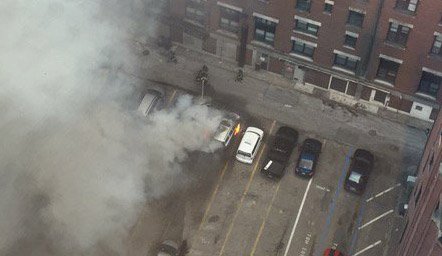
238;150;251;158
299;159;313;170
349;172;362;183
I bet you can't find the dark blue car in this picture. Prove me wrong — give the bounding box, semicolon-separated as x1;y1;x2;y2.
295;139;322;177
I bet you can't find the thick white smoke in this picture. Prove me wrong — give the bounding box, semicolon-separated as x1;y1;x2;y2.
0;1;222;255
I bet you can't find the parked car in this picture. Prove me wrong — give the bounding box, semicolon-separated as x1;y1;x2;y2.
157;240;179;256
138;89;164;116
261;126;298;179
344;149;374;194
236;127;264;164
295;138;322;178
323;248;345;256
213;113;241;147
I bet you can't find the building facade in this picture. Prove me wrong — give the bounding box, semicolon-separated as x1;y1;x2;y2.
396;109;442;256
165;0;442;121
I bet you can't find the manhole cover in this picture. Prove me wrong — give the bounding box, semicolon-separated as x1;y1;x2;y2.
368;129;377;136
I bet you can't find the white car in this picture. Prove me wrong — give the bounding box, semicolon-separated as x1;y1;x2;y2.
236;127;264;164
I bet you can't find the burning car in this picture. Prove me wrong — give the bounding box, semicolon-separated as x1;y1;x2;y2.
213;112;241;147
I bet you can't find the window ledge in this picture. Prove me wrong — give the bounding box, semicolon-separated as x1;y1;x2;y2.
343;45;356;50
289;52;313;62
292;30;318;39
374;78;395;87
183;18;205;28
250;40;275;49
384;41;406;50
332;66;356;75
216;29;239;39
415;92;437;101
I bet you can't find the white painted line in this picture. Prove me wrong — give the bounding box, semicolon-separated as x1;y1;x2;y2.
366;183;401;202
358;210;393;230
353;240;382;256
315;185;330;192
283;178;313;256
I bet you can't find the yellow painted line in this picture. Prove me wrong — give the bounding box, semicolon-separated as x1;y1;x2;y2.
218;120;277;256
196;161;230;233
167;89;177;107
250;181;281;256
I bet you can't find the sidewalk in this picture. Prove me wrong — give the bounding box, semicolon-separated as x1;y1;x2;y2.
137;42;427;164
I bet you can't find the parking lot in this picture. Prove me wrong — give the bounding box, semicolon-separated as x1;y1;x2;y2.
124;81;409;256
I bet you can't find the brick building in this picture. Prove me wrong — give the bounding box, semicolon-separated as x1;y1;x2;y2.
396;109;442;256
163;0;442;121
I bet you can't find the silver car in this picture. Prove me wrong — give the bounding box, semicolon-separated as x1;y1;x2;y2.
213;113;241;147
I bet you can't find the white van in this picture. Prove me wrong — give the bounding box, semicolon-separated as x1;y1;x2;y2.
236;127;264;164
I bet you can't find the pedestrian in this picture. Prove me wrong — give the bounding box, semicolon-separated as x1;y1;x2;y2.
235;68;243;82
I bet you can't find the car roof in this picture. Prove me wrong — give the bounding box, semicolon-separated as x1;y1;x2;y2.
238;129;261;153
354;149;374;161
138;92;160;116
214;120;233;142
323;248;344;256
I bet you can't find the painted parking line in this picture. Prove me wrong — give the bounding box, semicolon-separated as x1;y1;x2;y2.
353;240;382;256
358;209;394;230
196;161;230;233
315;147;353;255
218;120;277;256
283;178;313;256
249;181;281;256
365;183;401;202
315;184;331;192
167;89;177;107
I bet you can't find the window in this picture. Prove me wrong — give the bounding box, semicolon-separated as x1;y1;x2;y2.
296;0;311;12
431;34;442;56
418;71;442;97
324;2;333;13
254;17;277;45
219;7;241;33
347;10;365;28
334;54;359;72
344;34;358;48
291;39;315;58
395;0;418;13
185;0;205;24
294;19;320;36
376;58;400;84
386;22;410;47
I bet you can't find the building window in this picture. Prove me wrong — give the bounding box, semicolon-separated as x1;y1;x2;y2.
334;54;359;72
431;34;442;56
219;7;241;33
254;17;277;45
344;34;358;48
347;10;365;28
395;0;418;13
291;39;315;58
376;58;400;84
324;2;333;14
185;0;205;24
296;0;311;12
386;22;411;47
418;71;442;98
294;19;320;36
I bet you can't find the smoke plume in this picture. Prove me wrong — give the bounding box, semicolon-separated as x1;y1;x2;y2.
0;1;221;255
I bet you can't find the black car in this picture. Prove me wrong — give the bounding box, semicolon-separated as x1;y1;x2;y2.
261;126;298;179
295;138;322;178
344;149;374;195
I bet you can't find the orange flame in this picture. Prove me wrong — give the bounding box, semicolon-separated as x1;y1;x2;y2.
234;123;241;136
